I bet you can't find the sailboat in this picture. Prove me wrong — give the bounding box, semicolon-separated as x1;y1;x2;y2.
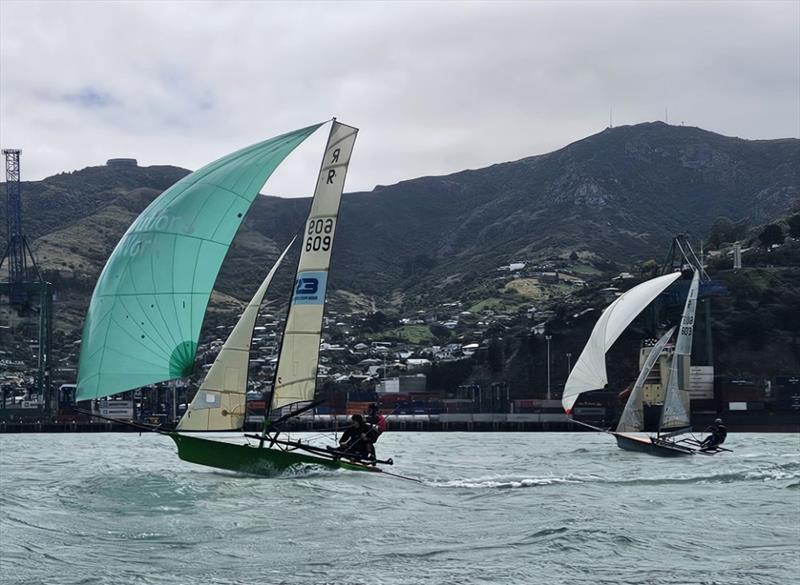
76;120;406;477
563;269;720;456
611;269;702;456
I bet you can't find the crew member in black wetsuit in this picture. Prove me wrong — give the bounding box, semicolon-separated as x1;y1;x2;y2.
338;414;377;459
700;418;727;449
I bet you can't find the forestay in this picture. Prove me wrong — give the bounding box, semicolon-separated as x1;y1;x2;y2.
76;124;323;401
270;121;358;414
616;326;675;432
176;240;294;431
659;270;699;432
562;272;681;413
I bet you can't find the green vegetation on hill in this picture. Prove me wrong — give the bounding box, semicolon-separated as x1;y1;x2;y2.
1;123;797;373
375;325;435;344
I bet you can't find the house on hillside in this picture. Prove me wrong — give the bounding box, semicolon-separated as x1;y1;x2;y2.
540;272;559;284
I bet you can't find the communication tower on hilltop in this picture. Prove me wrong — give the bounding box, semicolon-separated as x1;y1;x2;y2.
0;149;55;416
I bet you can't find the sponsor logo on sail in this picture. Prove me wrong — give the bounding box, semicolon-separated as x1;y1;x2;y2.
293;271;327;305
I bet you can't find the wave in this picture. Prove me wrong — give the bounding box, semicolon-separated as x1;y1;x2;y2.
427;474;583;489
427;461;800;490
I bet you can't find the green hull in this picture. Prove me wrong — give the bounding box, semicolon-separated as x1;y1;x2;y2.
169;432;378;476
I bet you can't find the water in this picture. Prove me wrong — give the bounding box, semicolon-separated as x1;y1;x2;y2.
1;432;798;585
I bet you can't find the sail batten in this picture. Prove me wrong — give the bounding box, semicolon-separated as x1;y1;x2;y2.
562;272;682;413
76;123;323;401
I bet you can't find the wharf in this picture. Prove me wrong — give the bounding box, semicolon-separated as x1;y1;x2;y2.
0;411;797;433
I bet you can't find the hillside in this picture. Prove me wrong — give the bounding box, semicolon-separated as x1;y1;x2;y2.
1;121;798;334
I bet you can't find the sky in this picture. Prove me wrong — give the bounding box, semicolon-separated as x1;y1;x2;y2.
1;0;798;197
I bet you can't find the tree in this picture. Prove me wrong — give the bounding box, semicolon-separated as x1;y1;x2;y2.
429;323;451;342
640;259;659;277
488;337;504;373
401;254;438;277
758;224;784;250
787;213;800;238
708;216;749;248
359;311;396;332
428;360;473;393
569;250;579;263
708;216;735;248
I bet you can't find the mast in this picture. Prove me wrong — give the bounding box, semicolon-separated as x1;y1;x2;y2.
266;120;358;420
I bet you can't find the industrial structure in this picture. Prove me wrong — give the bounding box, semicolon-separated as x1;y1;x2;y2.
0;149;55;417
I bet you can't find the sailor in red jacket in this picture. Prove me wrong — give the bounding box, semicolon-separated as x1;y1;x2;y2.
366;403;387;433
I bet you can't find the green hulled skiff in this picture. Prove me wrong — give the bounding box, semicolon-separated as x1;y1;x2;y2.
169;433;381;476
75;121;397;477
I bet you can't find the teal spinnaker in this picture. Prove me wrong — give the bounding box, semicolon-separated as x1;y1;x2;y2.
76;123;323;401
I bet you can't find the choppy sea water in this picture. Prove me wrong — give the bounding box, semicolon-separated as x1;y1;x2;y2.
1;432;798;585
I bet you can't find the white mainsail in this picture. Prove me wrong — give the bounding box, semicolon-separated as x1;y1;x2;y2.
659;270;699;432
616;326;675;433
177;241;294;431
270;121;358;413
562;272;682;413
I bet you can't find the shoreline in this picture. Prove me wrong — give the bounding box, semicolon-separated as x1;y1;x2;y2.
1;413;797;434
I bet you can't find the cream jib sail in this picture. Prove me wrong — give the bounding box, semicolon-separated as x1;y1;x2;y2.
177;240;294;431
616;326;676;433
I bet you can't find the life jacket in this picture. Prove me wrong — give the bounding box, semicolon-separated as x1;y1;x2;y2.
376;414;387;433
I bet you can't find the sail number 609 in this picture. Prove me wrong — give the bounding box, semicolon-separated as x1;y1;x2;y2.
306;218;333;252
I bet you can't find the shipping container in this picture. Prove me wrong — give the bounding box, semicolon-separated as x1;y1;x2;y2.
347;391;377;402
573;406;606;417
345;401;373;415
721;386;764;402
771;396;800;411
378;393;410;404
775;375;800;387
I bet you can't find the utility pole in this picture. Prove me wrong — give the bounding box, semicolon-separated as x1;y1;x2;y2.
545;335;552;401
171;380;177;423
566;352;572;374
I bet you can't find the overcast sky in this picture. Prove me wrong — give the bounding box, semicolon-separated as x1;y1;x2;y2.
1;0;798;197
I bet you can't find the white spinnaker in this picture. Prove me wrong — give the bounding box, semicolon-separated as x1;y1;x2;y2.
271;121;358;412
616;327;675;432
659;270;699;431
562;272;681;413
177;240;294;431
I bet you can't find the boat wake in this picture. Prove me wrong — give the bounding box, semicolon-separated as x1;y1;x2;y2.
426;461;800;490
427;474;583;489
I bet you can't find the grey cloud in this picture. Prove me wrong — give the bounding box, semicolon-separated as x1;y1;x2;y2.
0;0;797;196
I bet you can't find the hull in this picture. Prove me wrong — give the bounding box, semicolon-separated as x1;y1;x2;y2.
612;432;695;457
169;433;379;476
